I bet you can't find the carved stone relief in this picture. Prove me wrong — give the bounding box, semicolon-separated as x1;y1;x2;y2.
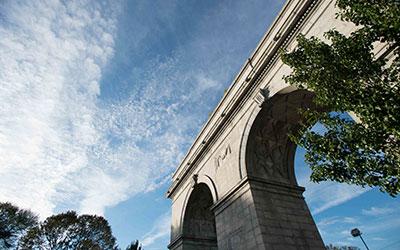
253;119;290;179
214;144;231;170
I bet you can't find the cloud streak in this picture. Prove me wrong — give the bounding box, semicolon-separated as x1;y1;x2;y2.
362;206;395;216
296;148;370;215
141;212;171;248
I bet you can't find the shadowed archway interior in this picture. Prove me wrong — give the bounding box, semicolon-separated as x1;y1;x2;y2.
182;183;218;249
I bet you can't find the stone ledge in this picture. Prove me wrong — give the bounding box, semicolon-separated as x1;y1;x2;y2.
168;235;217;250
211;176;306;215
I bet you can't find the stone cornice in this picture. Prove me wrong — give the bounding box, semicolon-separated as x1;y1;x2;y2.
167;0;320;198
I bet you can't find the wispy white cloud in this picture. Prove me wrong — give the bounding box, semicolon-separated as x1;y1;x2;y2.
310;183;369;215
371;237;385;241
297;173;370;215
317;201;400;249
318;217;359;246
323;216;400;248
362;206;395;216
0;0;121;217
296;148;370;215
358;217;400;235
141;212;171;248
317;216;358;228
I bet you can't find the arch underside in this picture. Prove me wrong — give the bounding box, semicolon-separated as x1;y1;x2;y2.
245;89;316;185
182;183;217;250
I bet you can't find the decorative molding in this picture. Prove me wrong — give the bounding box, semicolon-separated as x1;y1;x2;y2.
191;174;198;187
253;88;270;107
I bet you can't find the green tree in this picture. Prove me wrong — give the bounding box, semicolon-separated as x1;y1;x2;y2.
281;0;400;195
126;240;142;250
0;202;38;249
19;211;118;250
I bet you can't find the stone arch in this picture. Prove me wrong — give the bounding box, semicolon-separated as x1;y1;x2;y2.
239;103;262;180
181;183;218;249
243;88;316;185
198;175;219;201
179;175;218;233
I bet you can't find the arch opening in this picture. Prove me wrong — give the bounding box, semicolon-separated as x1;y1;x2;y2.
245;89;317;185
182;183;218;249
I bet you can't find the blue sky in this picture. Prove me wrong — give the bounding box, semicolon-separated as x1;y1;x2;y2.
0;0;399;249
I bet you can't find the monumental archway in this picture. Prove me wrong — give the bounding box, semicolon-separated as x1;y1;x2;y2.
167;0;361;249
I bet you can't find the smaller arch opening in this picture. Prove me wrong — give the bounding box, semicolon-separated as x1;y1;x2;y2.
182;183;217;249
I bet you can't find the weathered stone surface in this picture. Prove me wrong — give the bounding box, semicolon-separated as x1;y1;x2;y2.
167;0;356;249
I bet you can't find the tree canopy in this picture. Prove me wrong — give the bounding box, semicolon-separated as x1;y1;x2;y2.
126;240;142;250
0;202;143;250
281;0;400;195
0;202;38;249
19;211;118;250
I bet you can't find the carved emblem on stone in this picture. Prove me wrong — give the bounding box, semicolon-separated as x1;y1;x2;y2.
214;144;231;170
